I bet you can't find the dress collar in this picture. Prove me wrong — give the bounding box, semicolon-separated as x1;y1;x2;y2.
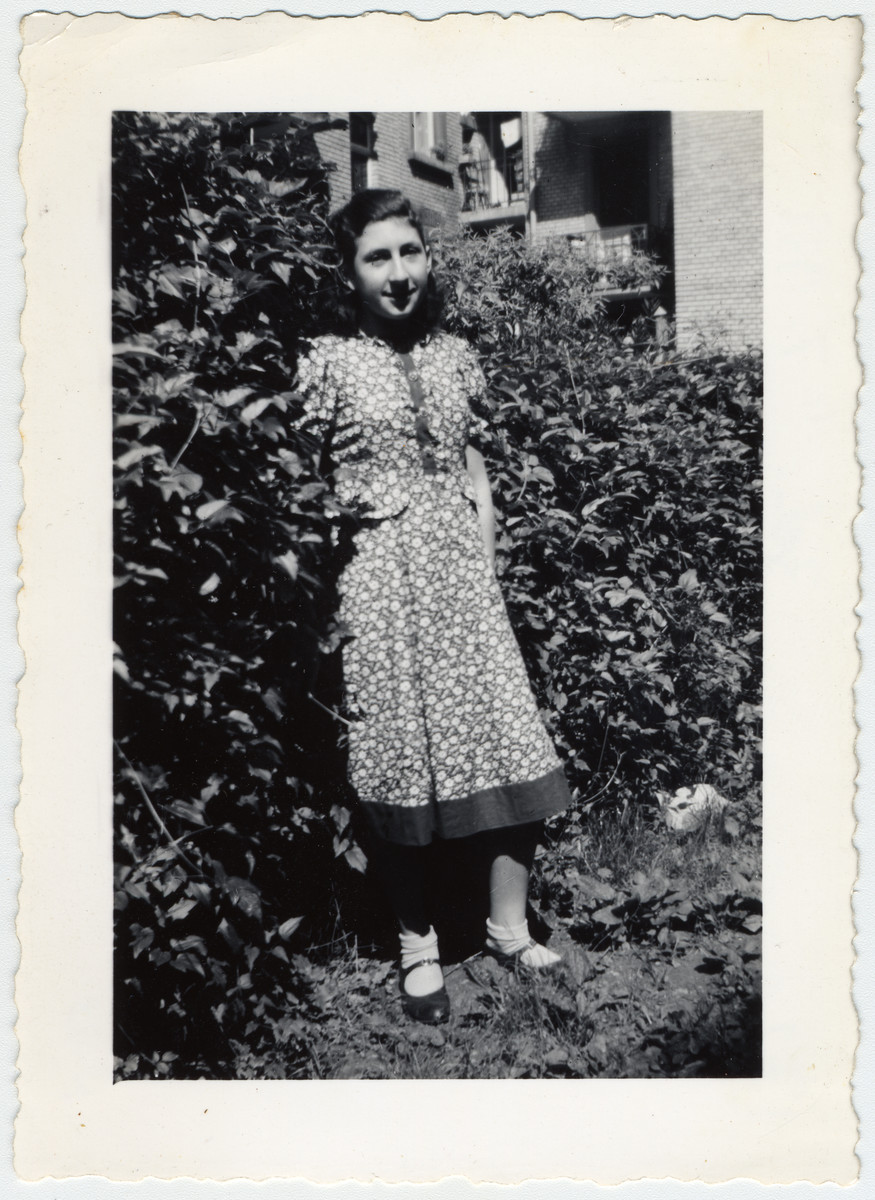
353;328;436;353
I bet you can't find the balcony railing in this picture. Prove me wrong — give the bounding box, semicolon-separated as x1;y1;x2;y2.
568;224;649;265
460;144;525;213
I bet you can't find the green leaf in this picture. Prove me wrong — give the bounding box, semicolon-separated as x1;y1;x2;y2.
278;916;304;940
171;952;205;977
240;398;274;424
344;844;368;873
218;918;243;953
222;877;263;922
158;465;203;500
131;926;155;958
117;444;163;471
214;387;255;408
196;498;230;521
167;898;198;921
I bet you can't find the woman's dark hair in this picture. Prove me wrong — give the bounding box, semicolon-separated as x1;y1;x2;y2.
331;189;426;272
327;188;444;339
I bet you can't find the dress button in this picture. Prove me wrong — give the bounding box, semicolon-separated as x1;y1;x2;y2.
408;370;420;382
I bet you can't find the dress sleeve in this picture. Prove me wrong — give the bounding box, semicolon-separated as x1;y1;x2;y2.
294;338;337;452
459;342;492;453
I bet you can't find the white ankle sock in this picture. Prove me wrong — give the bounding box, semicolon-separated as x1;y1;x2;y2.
485;918;562;969
399;926;444;997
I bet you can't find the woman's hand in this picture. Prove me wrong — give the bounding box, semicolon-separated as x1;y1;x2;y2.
465;444;497;572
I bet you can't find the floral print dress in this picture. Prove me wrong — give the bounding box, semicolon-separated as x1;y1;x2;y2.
296;330;570;846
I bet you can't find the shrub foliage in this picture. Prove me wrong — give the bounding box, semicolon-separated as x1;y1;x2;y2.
112;112;359;1077
436;227;762;809
112;113;762;1079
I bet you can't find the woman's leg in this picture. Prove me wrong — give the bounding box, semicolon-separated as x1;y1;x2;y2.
486;821;539;927
483;821;562;968
367;836;431;936
368;836;445;1000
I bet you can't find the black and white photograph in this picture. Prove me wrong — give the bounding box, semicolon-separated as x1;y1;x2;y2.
111;107;763;1082
14;11;858;1185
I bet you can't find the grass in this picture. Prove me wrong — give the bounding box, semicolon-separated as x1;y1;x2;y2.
223;792;762;1081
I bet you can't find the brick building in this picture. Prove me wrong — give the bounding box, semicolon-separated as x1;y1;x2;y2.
313;111;762;351
670;112;763;350
314;113;464;232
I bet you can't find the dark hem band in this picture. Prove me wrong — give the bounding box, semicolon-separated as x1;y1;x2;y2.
359;765;572;847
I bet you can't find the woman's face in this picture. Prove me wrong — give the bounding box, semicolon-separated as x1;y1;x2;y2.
348;216;431;330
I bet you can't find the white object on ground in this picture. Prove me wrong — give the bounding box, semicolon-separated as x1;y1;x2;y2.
656;783;729;833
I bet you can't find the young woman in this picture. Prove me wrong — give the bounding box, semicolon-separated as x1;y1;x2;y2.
295;189;571;1023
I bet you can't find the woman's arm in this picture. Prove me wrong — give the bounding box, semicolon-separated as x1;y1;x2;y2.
465;444;496;571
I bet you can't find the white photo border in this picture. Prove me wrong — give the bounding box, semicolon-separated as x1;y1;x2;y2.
6;4;866;1195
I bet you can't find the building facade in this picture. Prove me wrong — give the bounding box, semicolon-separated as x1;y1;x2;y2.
670;112;763;350
314;113;465;232
313;111;762;351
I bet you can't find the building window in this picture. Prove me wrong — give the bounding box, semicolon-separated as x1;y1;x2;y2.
459;113;525;211
410;112;449;164
349;112;376;192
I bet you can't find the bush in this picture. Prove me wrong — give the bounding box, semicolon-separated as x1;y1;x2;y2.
434;226;762;811
112;112;369;1077
113;116;761;1078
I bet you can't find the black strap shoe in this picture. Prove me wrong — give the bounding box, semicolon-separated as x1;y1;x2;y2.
399;957;450;1024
